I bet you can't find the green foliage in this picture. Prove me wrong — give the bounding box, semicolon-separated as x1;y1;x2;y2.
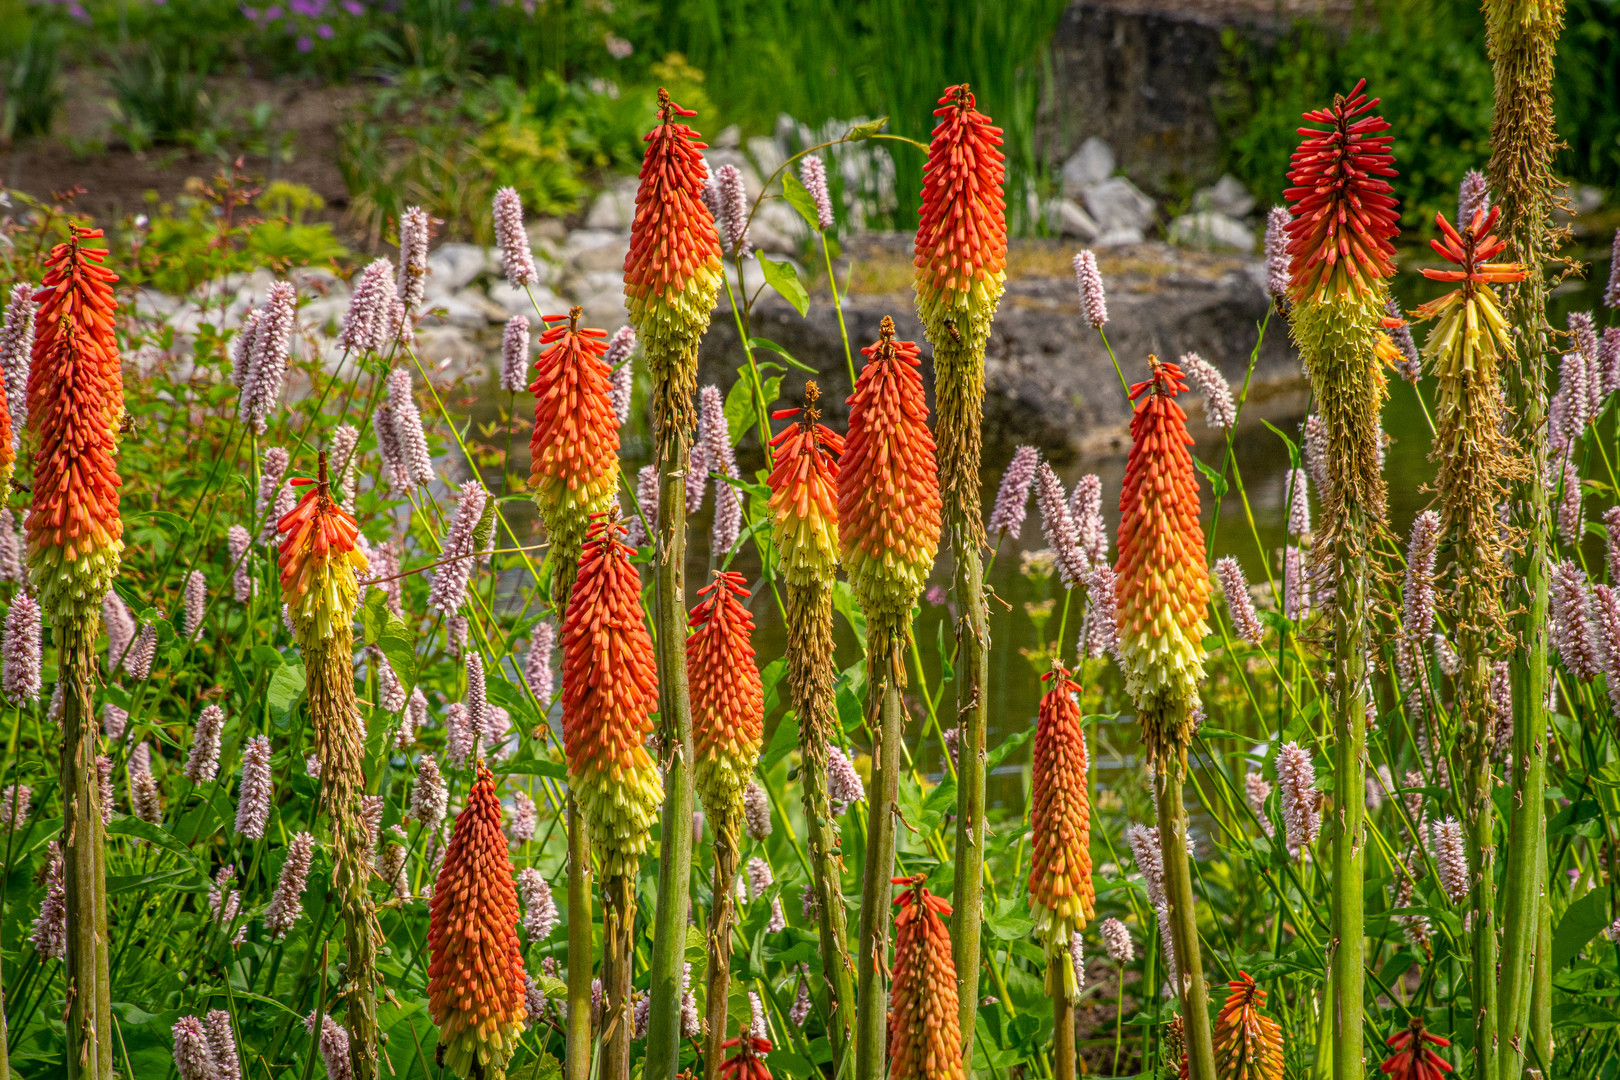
108;42;210;150
1217;1;1496;231
1;18;63;141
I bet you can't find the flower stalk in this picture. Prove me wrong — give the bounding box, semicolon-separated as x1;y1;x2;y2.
911;85;1007;1049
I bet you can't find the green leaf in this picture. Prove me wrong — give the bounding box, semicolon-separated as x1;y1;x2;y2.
761;713;800;772
487;677;538;729
760;657;788;720
757;256;810;317
781;172;822;231
1196;726;1248;741
984;896;1036;941
536;975;568;1001
845;117;889;141
986;727;1034;771
748;337;817;375
105;817;205;874
1261;419;1303;468
832;580;867;648
493;758;567;781
374;612;418;697
266;657;307;718
724;374;784;446
126;510;194;541
1553;887;1611;971
1192;456;1228;499
250;644;284;671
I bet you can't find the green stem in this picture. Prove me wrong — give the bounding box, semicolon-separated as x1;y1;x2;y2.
1154;743;1215;1080
703;817;742;1078
949;537;989;1050
1329;505;1371;1080
854;635;904;1080
566;799;594;1080
61;619;113;1080
644;418;697;1078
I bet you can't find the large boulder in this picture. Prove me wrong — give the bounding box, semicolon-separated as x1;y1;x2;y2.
1167;211;1255;253
1081;176;1155;237
1060;136;1116;199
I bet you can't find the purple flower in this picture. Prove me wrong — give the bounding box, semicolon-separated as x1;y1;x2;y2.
256;446;291;542
1286;468;1311;537
494;187;538;288
1073;250;1107;329
1593;584;1620;712
3;592;41;704
386;367;434;487
699;386;742;556
338;258;399;354
714;164;751;256
1275;741;1319;858
526;621;555;702
1604;227;1620;309
1099;917;1133;965
238;282;297;434
306;1014;351;1080
1430;818;1469;904
1558;454;1584;547
235;735;273;839
295;35;313;51
1179;352;1235;430
627;464;659;548
1068;474;1107;567
500;315;531;393
0;783;30;831
605;326;636;425
1082;563;1119;660
518;867;560;941
172;1016;216;1080
1457;169;1491;226
445;702;474;768
1215;556;1263;645
397;205;430;311
184;569;206;642
1384;297;1421;384
1263;207;1290;301
743;781;771;840
186;705;227;784
1034;463;1088;588
987;445;1039;539
0;284;36;448
1396;511;1441;687
507;787;537;842
828;745;864;814
317;22;333;37
264;831;314;939
31;841;65;958
1301;415;1331;503
1553;560;1602;681
1125;823;1165;908
0;509;22;583
800;155;835;231
428;480;487;615
411;756;448;831
1283;545;1309;622
1245;771;1274;836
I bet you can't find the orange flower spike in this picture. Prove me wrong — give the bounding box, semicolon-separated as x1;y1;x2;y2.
1113;356;1210;744
1212;973;1285;1080
560;514;662;879
837;317;942;633
529;305;620;555
767;383;844;588
1412;210;1526;383
1379;1019;1453;1080
688;570;764;826
913;84;1007;351
623;88;724;439
1027;663;1094;989
276;456;369;646
887;876;964;1080
26;226;125;624
428;764;527;1080
719;1035;775;1080
1283;78;1400;305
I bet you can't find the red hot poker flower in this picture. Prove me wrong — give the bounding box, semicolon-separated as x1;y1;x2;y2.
277;460;368;645
688;570;764;825
1212;972;1284;1080
913;84;1007;315
428;763;527;1080
561;514;662;879
887;875;963;1080
529;306;620;555
837;317;942;632
27;225;125;625
1283;79;1400;304
1379;1019;1453;1080
1114;356;1210;740
767;382;844;588
1027;663;1094;983
719;1034;774;1080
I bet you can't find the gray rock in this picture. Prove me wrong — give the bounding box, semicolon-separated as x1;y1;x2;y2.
1061;137;1115;199
1048;198;1099;241
715;124;743;149
702;148;764;199
1094;226;1145;248
488;282;566;321
422;289;506;330
299;296;349;335
584;176;641;232
1081;176;1155;236
427;243;494;296
750;199;809;255
411;327;484;378
1167;211;1255;253
567;233;630;274
288;266;345;297
1193;174;1256;219
571;270;630;325
747;135;786;186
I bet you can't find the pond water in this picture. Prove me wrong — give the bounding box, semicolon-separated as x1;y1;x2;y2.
470;249;1615;828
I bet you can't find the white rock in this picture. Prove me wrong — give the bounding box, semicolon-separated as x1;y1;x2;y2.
1061;137;1116;199
702;149;764;199
1048;198;1099;241
1082;176;1155;236
427;243;494;295
715;124;743;149
569;234;629;274
411;327;484;376
488;282;567;320
288;266;345;297
1094;227;1145;249
747;136;786;186
750;199;808;255
1167;211;1255;253
1193;174;1256;219
299;296;349;335
585;176;641;232
422;289;505;330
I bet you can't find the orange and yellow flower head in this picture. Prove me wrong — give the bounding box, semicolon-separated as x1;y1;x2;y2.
767;382;844;588
688;570;764;828
428;763;528;1080
1212;972;1284;1080
623;88;725;440
529;306;621;556
913;84;1007;356
1114;357;1210;743
276;458;369;647
26;226;124;625
561;514;662;879
886;876;963;1080
1027;663;1094;980
1283;78;1399;306
837;317;941;634
1413;207;1527;379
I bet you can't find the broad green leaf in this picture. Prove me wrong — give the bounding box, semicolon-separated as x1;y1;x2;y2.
1553;887;1611;971
536;975;568;1000
487;676;539;728
724;374;784;446
748;336;817;374
984;896;1035;941
781;172;822;231
249;644;284;671
266;657;307;717
758;256;809;316
985;727;1033;770
761;713;799;772
126;510;194;541
832;580;867;647
1192;456;1228;498
760;657;788;719
494;758;567;781
106;817;205;873
374;611;418;696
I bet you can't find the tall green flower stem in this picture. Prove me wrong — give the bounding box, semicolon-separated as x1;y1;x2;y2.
551;552;593;1080
1153;721;1217;1080
60;622;113;1080
703;814;744;1077
602;873;637;1080
854;638;906;1080
1487;0;1565;1072
789;577;858;1063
